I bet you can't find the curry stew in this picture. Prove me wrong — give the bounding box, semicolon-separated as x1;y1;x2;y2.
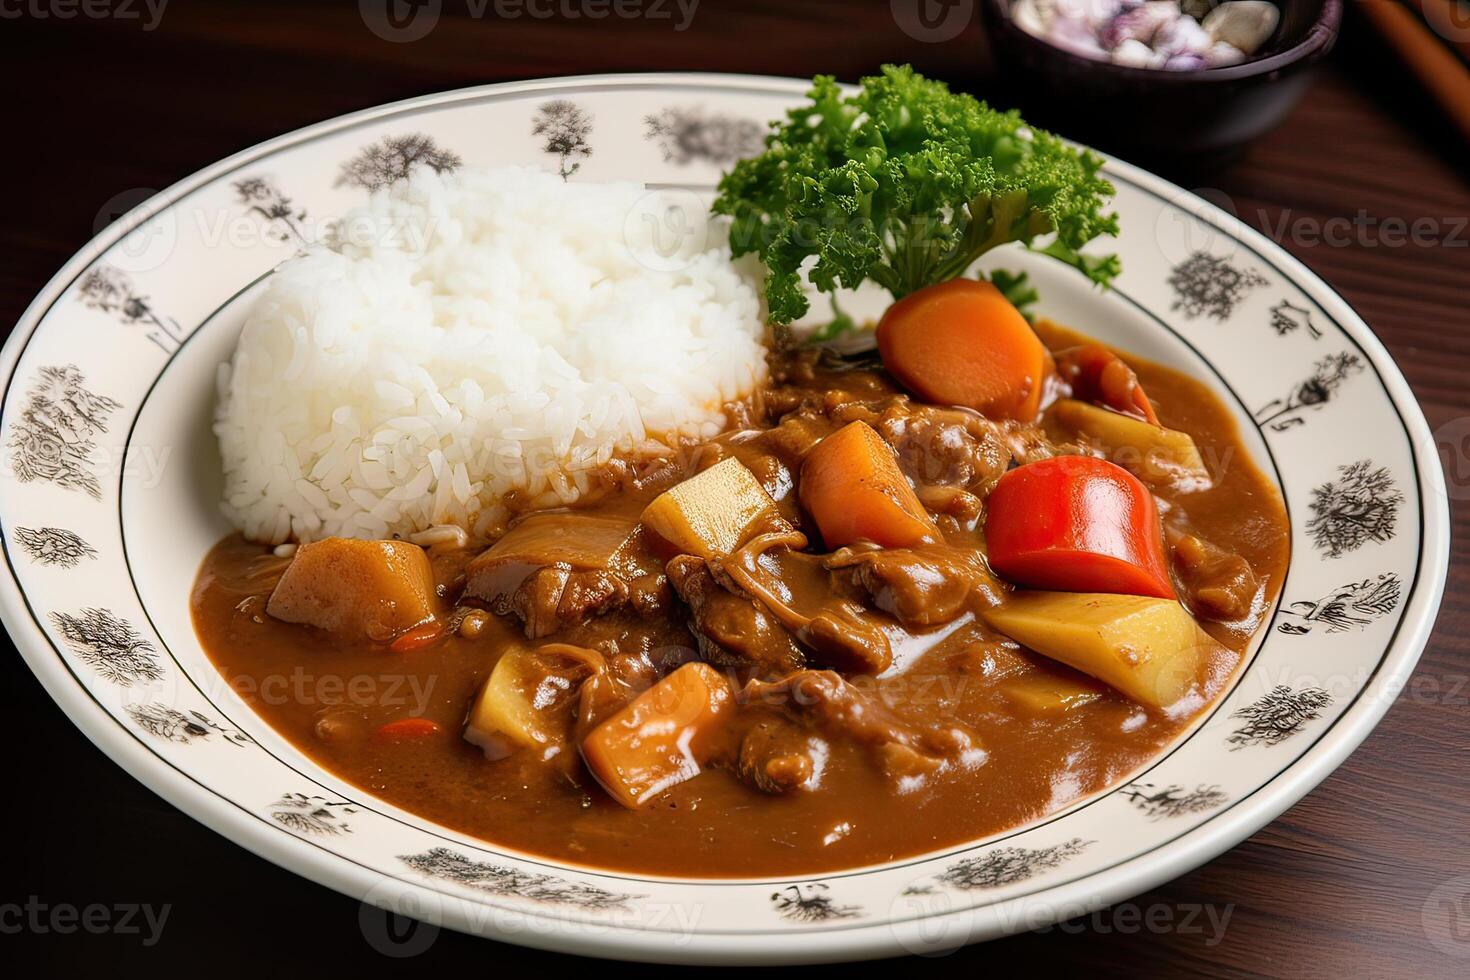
193;322;1288;877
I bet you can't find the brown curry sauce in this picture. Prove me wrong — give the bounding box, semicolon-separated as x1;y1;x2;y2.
192;323;1288;877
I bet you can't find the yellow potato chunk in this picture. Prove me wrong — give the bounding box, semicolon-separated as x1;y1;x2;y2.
1049;399;1209;488
1001;671;1106;716
983;592;1225;709
267;537;436;640
580;662;734;809
464;646;596;760
640;457;787;560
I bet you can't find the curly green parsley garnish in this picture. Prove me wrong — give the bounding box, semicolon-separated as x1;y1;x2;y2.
713;65;1120;324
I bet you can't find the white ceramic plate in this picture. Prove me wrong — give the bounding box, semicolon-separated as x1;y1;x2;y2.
0;74;1449;964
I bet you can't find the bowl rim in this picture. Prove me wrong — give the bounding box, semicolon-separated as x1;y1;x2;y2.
983;0;1343;83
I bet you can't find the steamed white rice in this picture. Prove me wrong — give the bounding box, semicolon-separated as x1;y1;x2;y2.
215;166;767;544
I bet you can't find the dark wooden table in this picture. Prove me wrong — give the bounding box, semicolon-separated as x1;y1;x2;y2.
3;1;1467;974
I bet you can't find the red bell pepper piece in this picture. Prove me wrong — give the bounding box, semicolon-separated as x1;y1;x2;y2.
388;621;444;654
374;718;443;741
984;455;1175;599
1054;344;1160;425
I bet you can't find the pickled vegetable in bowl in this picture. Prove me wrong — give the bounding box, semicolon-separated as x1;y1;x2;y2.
1013;0;1282;70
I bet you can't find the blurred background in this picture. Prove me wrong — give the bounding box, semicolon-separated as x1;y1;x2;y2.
2;1;1467;975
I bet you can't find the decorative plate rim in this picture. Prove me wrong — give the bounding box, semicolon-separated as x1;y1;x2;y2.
0;72;1450;964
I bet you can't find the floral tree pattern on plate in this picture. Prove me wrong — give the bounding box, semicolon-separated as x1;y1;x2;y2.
1278;572;1402;635
769;883;863;922
13;526;97;567
269;793;357;835
644;106;764;165
233;176;307;244
50;607;162;686
400;847;639;910
1119;782;1228;820
1269;299;1321;339
930;839;1091;890
9;365;121;500
1254;352;1364;431
1167;251;1268;321
1227;685;1333;749
126;703;253;746
76;265;183;353
336;133;461;193
533;100;593;180
1306;460;1403;558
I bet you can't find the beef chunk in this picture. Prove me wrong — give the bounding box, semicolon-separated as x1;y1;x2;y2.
825;544;1005;628
669;548;894;675
499;565;632;639
1171;532;1261;622
742;670;920;748
464;512;663;638
791;604;893;675
740;670;980;788
736;717;828;794
666;555;806;675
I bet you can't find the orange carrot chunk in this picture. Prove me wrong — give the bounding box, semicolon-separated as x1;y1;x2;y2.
877;278;1048;422
580;663;734;809
798;420;938;549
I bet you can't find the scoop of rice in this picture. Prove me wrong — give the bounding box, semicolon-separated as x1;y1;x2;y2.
215;166;767;544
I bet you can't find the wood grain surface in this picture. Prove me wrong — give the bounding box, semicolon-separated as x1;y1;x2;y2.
1;1;1466;975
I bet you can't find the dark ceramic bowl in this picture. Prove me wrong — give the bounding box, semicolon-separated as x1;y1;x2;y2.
979;0;1341;167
